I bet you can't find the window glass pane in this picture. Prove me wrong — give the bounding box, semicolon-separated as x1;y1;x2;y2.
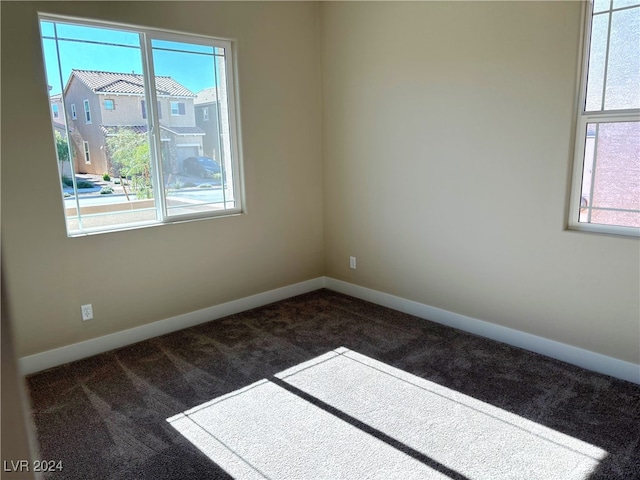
152;39;237;217
585;13;609;111
613;0;640;9
40;21;55;37
151;39;215;55
579;122;640;227
51;22;140;47
40;20;156;235
604;7;640;109
594;0;611;13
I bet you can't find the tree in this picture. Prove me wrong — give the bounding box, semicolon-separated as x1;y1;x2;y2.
105;128;153;199
54;131;69;181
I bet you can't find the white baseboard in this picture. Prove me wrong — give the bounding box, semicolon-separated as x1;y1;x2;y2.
324;277;640;385
20;275;639;385
19;277;325;375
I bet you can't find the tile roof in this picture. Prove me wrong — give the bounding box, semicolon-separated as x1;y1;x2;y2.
194;86;220;105
53;119;71;133
101;125;148;136
70;70;195;97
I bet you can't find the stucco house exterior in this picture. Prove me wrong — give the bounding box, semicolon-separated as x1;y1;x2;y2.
61;69;205;175
49;93;65;134
194;87;221;163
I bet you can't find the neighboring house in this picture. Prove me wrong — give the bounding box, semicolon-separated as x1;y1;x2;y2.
194;87;221;163
49;93;73;178
49;93;67;136
62;69;205;175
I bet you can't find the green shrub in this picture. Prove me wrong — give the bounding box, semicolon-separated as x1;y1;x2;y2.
198;183;213;188
100;186;114;195
102;173;111;181
183;181;197;188
63;192;71;198
114;178;121;184
62;177;94;189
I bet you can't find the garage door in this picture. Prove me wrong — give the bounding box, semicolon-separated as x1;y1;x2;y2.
176;146;199;172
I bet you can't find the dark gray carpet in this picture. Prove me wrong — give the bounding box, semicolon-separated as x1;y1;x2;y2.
26;289;640;479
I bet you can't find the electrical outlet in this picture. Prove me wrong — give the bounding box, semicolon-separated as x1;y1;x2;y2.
350;256;357;269
81;304;93;321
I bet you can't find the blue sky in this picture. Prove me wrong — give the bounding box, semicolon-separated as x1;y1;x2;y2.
41;20;220;96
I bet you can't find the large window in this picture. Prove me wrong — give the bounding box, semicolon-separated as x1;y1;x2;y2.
570;0;640;236
40;15;242;236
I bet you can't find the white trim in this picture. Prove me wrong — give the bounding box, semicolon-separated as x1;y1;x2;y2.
324;278;640;385
18;278;325;375
19;276;638;385
71;103;77;120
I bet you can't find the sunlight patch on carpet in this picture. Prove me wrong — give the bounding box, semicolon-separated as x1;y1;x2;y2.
168;347;607;479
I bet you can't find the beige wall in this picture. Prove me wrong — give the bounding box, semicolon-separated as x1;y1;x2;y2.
1;1;324;358
98;93;146;126
321;1;640;364
1;278;37;480
161;98;197;127
2;1;639;367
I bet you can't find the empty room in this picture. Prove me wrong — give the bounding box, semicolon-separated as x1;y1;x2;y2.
1;1;639;479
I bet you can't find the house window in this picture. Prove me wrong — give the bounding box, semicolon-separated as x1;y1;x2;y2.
71;103;77;120
40;15;243;236
171;102;186;116
52;103;59;118
203;107;209;121
83;141;91;164
569;0;640;236
104;99;115;110
142;100;162;120
83;99;91;124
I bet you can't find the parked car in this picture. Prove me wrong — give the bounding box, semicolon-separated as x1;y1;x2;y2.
183;156;221;178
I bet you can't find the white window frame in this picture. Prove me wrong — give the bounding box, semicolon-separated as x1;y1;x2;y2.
71;103;77;119
83;140;91;164
568;1;640;237
203;107;209;121
40;14;244;236
104;99;115;110
83;99;91;124
52;103;59;118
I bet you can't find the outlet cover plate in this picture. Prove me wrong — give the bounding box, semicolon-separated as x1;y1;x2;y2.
81;304;93;321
